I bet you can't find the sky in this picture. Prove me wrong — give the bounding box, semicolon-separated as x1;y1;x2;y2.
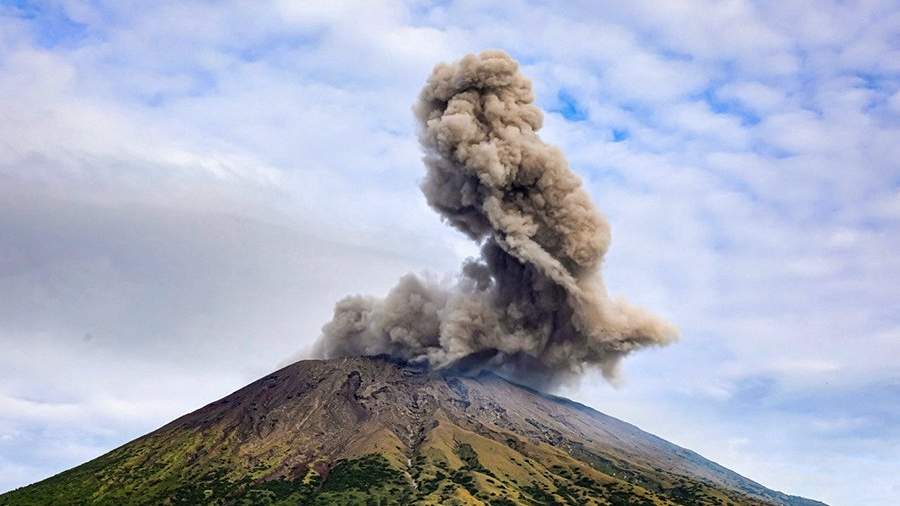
0;1;898;504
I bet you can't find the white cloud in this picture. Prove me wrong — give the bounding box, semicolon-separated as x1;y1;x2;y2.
889;91;900;114
717;81;787;113
660;101;750;147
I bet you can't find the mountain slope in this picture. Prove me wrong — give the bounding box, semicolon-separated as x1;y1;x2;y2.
1;356;825;505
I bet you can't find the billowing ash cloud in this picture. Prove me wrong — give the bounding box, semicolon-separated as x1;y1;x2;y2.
313;50;676;387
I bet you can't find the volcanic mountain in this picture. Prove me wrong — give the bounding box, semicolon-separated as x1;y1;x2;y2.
1;356;824;505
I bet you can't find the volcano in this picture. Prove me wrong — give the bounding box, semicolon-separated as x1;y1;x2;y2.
1;356;824;505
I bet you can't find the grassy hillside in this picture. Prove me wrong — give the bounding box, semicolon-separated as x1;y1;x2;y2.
0;420;775;506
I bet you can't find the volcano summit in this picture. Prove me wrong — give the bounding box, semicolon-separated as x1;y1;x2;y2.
1;356;824;505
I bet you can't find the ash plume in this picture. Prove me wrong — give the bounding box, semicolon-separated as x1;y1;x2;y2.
313;50;676;387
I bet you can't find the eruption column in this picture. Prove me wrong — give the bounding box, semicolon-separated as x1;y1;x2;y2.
313;51;676;387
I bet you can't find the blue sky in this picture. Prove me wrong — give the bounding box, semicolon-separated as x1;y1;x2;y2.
0;1;899;504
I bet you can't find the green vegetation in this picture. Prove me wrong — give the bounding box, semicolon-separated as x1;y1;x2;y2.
315;454;413;505
0;432;783;506
0;451;412;506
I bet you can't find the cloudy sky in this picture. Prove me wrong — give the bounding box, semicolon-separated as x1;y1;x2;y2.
1;1;899;504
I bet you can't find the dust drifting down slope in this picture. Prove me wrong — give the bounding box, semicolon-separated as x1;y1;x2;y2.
314;51;676;387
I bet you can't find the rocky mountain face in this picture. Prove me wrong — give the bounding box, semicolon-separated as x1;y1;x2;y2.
1;356;825;505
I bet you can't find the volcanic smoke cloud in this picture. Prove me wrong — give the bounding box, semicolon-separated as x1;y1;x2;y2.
314;51;676;386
